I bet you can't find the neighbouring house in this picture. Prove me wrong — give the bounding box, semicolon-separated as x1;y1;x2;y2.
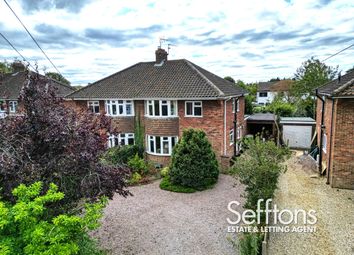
65;48;247;168
256;80;294;105
315;70;354;189
0;62;75;118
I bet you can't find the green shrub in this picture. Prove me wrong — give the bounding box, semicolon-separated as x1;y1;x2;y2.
0;182;107;255
127;153;148;175
265;100;295;117
159;176;196;193
169;129;219;190
129;172;142;185
238;232;263;255
230;137;290;213
160;167;170;177
103;145;144;165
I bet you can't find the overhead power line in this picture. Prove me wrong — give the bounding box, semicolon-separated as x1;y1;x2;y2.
3;0;62;75
322;43;354;62
0;31;36;70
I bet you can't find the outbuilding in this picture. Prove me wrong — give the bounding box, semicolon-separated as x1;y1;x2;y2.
280;117;316;149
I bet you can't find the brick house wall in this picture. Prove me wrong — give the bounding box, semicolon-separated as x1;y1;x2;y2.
331;99;354;189
66;97;245;168
316;98;354;189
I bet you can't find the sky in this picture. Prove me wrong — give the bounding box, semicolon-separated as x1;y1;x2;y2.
0;0;353;86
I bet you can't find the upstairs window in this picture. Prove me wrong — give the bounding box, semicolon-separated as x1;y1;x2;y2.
105;100;134;116
108;133;135;147
232;98;240;113
259;92;268;97
145;100;177;117
88;101;100;113
185;101;202;117
9;101;18;113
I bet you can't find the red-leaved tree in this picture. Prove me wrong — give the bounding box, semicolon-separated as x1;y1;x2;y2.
0;71;130;211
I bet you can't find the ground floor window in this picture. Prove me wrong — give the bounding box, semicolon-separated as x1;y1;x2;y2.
108;133;135;147
9;101;18;113
229;129;234;145
147;135;178;156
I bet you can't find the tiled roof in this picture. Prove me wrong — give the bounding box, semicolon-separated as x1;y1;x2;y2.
257;82;275;92
317;70;354;97
0;71;75;100
257;80;293;92
66;59;247;99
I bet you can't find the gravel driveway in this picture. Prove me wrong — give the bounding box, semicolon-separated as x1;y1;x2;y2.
92;174;244;255
268;152;354;255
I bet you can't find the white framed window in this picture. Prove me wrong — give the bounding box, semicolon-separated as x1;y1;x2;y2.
145;100;177;117
229;129;234;145
88;101;100;114
9;101;18;113
105;100;134;116
322;134;327;153
108;133;135;147
232;98;240;113
259;92;268;97
237;127;242;139
185;101;202;117
146;135;178;156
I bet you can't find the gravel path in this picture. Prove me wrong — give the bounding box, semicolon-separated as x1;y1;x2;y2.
92;174;244;255
268;152;354;255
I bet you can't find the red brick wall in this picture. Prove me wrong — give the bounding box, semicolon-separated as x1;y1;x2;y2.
67;98;245;167
331;99;354;189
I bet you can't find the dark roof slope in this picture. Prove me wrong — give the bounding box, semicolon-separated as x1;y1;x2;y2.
0;71;75;100
317;70;354;97
67;59;246;99
257;82;276;92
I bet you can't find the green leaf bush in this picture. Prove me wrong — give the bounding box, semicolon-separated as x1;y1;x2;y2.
103;145;144;165
127;153;148;175
0;182;107;255
169;129;219;190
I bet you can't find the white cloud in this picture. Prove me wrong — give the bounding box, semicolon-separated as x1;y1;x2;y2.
0;0;353;85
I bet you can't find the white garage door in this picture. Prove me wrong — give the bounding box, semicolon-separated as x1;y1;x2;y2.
282;125;312;149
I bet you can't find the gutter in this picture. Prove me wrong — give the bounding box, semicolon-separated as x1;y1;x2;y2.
315;89;325;174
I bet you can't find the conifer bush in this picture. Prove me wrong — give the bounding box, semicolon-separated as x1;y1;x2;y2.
169;129;219;190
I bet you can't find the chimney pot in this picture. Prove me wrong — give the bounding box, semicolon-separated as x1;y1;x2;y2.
155;48;168;63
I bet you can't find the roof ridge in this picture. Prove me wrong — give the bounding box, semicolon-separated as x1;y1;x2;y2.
333;78;354;94
67;62;143;98
184;59;224;96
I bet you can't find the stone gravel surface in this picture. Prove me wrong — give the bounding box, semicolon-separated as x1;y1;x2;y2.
268;152;354;255
92;174;244;255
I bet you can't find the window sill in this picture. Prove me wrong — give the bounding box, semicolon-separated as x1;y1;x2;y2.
184;115;203;118
106;115;135;118
146;151;172;157
144;115;178;119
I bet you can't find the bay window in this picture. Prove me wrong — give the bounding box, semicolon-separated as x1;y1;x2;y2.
105;100;134;116
145;100;177;117
88;101;100;113
108;133;135;147
185;101;202;117
147;135;178;155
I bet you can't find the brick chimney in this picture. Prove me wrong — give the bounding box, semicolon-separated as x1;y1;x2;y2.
155;47;168;63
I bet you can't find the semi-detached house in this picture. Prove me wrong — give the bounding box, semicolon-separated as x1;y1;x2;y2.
66;48;247;167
